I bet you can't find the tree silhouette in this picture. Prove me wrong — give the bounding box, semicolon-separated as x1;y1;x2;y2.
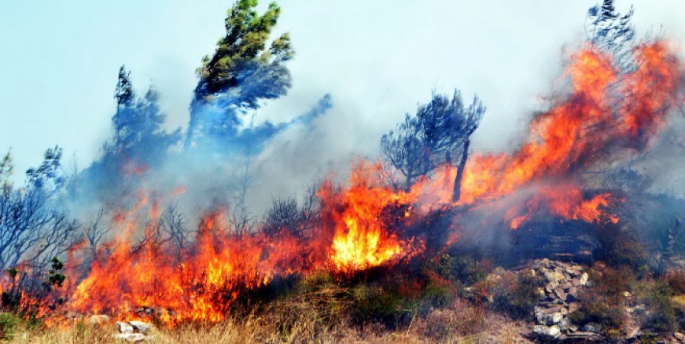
382;90;485;201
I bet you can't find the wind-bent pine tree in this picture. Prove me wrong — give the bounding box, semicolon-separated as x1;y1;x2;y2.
114;65;134;111
186;0;294;148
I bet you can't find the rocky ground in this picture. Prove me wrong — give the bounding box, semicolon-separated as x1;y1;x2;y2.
517;259;684;343
528;258;598;341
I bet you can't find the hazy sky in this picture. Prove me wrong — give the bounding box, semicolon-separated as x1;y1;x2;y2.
1;0;684;183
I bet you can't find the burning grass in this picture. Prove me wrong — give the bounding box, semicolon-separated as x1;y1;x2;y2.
1;252;527;343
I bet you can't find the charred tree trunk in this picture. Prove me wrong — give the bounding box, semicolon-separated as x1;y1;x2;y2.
405;172;414;192
452;139;470;202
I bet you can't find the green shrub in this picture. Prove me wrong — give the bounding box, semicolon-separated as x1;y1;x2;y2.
420;302;486;341
490;271;543;319
595;224;649;269
569;265;628;335
0;312;20;340
589;264;634;301
257;273;351;339
421;281;456;309
349;283;412;328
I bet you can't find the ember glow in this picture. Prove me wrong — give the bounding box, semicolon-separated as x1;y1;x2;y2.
504;185;621;230
7;40;681;327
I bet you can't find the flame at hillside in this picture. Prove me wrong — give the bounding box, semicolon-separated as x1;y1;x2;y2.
6;40;682;327
504;185;621;230
60;163;424;325
319;163;423;273
414;41;683;215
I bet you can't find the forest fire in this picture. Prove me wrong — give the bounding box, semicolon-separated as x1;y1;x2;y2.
11;39;677;327
2;3;685;340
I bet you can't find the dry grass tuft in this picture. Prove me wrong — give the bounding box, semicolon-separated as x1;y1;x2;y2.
5;296;532;344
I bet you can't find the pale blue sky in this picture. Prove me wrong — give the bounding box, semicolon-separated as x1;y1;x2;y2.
1;1;683;183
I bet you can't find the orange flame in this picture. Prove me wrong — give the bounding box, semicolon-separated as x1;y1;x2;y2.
504;184;621;230
319;163;422;273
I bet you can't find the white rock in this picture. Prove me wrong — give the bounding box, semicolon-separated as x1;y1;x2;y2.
536;307;565;325
579;272;589;286
674;332;685;341
534;325;561;338
128;321;153;334
114;333;146;342
116;322;134;334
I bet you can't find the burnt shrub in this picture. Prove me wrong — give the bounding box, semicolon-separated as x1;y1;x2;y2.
666;269;685;295
490;271;544;319
568;295;626;335
569;264;628;335
424;253;488;286
640;280;678;334
418;300;487;341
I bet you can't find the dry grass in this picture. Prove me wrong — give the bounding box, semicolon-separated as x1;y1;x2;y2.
6;298;530;344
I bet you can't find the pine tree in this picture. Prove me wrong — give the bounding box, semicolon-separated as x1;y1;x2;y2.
586;0;636;72
106;66;181;167
114;65;134;110
381;91;485;200
186;0;294;148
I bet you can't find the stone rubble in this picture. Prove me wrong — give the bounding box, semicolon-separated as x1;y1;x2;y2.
528;258;593;341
